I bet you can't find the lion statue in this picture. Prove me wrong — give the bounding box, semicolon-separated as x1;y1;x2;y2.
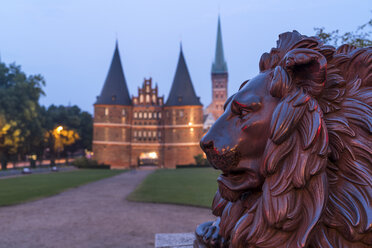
195;31;372;248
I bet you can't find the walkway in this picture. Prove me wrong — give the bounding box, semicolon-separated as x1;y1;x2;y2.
0;169;214;248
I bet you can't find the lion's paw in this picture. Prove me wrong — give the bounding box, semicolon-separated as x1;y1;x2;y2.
194;218;226;248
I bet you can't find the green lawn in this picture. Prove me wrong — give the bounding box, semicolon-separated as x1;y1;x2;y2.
0;169;124;206
127;168;220;208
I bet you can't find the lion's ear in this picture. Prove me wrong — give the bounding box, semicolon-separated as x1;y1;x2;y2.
283;48;327;96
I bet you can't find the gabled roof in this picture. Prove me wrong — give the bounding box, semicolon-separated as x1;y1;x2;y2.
211;16;228;74
165;45;202;106
95;42;132;105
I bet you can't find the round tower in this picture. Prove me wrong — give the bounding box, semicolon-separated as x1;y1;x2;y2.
93;42;133;168
163;45;204;168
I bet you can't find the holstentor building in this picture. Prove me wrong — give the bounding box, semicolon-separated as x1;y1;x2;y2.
93;18;228;168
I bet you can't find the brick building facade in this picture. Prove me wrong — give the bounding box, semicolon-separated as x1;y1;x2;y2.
93;43;203;169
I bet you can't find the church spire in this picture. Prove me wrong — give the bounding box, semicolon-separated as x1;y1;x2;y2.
95;41;132;105
165;46;202;106
211;16;228;74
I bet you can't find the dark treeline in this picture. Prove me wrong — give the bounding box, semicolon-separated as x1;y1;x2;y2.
0;62;92;170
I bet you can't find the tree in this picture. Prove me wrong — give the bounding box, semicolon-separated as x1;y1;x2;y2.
0;116;22;169
0;62;45;169
45;125;79;166
315;16;372;48
43;105;92;165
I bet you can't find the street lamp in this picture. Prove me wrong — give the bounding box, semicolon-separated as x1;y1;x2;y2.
56;126;63;134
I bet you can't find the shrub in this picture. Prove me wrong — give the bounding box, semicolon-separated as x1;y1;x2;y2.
194;154;210;166
72;157;110;169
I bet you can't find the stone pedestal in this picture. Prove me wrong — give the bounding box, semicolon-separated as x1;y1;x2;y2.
155;233;195;248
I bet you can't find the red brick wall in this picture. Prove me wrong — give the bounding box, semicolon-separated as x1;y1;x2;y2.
93;104;204;169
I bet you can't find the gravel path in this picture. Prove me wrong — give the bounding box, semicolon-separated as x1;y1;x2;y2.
0;169;214;248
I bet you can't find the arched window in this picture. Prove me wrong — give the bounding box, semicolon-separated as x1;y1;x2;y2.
134;112;138;118
146;95;150;103
149;112;152;119
159;112;162;118
139;112;143;119
144;112;148;119
153;112;157;119
140;94;144;103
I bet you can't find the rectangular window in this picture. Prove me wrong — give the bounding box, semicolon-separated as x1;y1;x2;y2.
153;112;157;119
158;112;162;119
153;131;156;138
149;112;152;119
139;112;143;119
134;131;137;137
179;110;184;117
143;131;147;137
138;131;142;137
144;112;148;119
105;108;109;116
122;109;126;116
134;112;138;118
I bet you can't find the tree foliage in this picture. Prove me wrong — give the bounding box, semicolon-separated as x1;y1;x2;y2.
0;62;93;169
315;17;372;48
43;105;92;152
0;62;45;169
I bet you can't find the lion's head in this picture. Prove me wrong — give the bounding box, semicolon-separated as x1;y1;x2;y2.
199;31;372;247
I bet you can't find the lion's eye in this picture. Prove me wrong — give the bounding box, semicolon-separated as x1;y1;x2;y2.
240;109;252;118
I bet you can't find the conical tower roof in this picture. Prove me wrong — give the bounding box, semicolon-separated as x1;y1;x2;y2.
165;45;202;106
211;16;228;74
95;42;132;105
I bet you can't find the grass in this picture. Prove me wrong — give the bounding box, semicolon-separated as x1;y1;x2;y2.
0;169;125;206
127;168;220;208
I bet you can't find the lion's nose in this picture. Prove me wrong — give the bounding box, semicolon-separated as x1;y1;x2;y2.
200;139;214;152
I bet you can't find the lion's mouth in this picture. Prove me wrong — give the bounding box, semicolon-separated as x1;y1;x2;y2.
217;167;262;202
204;148;263;202
205;149;240;171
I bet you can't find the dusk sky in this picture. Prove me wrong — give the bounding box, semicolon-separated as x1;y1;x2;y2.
1;0;371;113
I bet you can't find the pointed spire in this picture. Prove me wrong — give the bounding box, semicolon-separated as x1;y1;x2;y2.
212;16;228;74
95;41;132;105
165;46;202;106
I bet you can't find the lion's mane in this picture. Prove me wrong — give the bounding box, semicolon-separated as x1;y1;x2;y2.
212;31;372;247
